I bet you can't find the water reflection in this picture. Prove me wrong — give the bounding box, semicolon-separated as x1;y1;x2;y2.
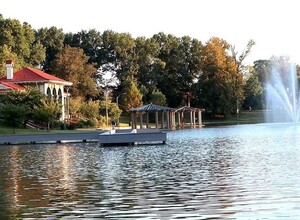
0;124;300;218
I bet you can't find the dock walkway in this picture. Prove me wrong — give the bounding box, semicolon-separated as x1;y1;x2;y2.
0;132;101;145
0;129;168;146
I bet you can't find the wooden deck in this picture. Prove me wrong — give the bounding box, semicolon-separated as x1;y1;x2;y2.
0;132;101;145
99;129;167;146
0;129;168;146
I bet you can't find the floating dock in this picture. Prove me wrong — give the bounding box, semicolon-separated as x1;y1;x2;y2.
99;129;167;146
0;132;101;145
0;129;167;146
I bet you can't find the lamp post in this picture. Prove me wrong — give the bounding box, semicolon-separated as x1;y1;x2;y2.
116;94;123;126
116;95;120;126
104;84;109;126
105;89;108;126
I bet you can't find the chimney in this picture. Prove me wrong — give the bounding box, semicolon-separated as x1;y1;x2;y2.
6;60;14;80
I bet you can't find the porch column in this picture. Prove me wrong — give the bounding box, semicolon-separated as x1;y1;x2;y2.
61;92;65;121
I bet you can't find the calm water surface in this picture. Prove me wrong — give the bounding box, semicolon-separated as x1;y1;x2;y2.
1;123;300;219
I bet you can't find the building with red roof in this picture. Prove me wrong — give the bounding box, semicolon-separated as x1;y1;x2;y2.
0;60;73;120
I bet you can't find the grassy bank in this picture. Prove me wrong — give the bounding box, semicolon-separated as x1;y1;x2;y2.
203;110;265;126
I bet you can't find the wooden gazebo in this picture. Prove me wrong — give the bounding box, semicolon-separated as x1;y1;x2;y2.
174;106;204;128
129;104;174;129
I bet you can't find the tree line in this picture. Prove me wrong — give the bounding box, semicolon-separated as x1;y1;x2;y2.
0;14;298;127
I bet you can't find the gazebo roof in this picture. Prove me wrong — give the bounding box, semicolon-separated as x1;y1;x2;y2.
175;105;205;112
129;103;174;112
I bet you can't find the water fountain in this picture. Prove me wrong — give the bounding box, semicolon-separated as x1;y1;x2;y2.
265;61;300;123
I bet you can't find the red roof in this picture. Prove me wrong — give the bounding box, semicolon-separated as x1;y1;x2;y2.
0;81;26;90
0;67;72;85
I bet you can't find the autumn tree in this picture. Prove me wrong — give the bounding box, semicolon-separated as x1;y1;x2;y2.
195;37;237;116
123;80;143;111
51;46;99;98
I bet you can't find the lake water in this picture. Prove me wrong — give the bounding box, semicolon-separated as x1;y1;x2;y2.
1;123;300;219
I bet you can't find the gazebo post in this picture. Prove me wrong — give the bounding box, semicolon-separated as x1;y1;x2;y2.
177;112;180;128
146;112;149;128
129;104;175;130
155;111;159;128
172;112;176;129
170;111;174;129
166;111;170;129
161;111;165;129
190;111;193;128
139;112;143;129
134;112;137;129
181;112;184;128
198;110;202;127
131;112;134;129
193;111;196;127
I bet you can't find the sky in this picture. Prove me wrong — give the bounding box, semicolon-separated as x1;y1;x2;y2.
1;0;300;65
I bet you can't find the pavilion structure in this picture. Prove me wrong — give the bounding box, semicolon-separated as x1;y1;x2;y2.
129;104;175;129
129;103;205;130
0;60;72;121
174;105;204;129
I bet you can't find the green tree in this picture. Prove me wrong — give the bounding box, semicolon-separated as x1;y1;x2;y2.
152;33;203;107
80;100;100;121
149;89;167;106
133;37;165;101
0;88;45;126
69;96;84;119
243;68;264;110
0;15;45;67
64;29;102;66
35;27;65;72
253;59;272;86
0;44;21;76
33;99;61;131
51;46;99;98
230;39;255;114
0;103;28;133
99;98;122;124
